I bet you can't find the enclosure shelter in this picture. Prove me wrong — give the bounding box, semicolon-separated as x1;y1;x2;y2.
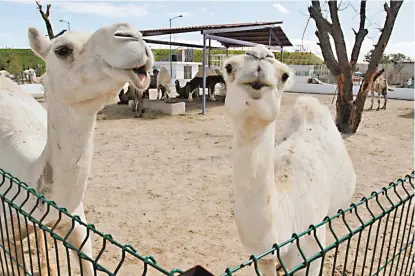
139;21;293;113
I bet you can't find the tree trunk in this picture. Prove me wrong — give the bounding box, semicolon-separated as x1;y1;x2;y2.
334;73;354;132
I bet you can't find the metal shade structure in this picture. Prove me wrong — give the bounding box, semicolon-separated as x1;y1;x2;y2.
139;21;292;114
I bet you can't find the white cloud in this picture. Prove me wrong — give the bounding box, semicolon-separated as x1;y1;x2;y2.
273;3;289;14
54;2;149;18
200;8;207;12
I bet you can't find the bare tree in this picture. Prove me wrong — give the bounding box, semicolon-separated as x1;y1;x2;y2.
309;0;403;133
35;0;66;40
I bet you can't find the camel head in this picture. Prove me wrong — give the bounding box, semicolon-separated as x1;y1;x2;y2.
28;23;153;111
223;45;293;129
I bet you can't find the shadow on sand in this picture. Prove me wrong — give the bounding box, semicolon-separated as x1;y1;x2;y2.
398;108;414;119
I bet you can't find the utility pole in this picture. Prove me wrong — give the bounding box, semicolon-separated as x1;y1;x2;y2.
169;15;183;77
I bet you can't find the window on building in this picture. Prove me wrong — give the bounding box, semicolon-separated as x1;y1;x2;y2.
184;65;192;79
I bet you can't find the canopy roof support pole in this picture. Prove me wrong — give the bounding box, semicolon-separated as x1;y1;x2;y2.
208;39;211;68
202;34;207;115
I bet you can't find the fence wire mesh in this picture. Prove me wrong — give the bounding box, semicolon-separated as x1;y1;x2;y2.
222;171;415;276
1;168;414;276
0;169;183;276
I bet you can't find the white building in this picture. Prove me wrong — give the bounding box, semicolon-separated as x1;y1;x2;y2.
153;61;201;86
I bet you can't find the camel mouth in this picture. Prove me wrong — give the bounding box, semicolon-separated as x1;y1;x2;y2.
241;81;269;95
246;81;266;90
132;65;147;77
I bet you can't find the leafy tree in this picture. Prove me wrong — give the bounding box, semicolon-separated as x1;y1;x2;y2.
363;49;390;63
388;52;412;63
5;52;22;74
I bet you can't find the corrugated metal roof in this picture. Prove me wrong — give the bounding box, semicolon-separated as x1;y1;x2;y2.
139;21;292;48
139;21;282;36
215;26;292;47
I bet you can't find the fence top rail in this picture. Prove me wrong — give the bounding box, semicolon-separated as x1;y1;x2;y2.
220;170;415;276
0;168;184;275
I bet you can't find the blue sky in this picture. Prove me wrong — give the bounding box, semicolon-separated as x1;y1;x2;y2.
1;0;414;62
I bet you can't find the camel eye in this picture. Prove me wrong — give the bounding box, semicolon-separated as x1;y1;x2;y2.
282;73;289;82
54;46;72;57
225;64;233;74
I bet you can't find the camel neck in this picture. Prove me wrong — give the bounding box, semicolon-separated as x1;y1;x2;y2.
36;96;96;214
232;122;276;196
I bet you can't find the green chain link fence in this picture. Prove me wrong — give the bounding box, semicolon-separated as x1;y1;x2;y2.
1;168;414;275
222;171;415;276
0;169;184;275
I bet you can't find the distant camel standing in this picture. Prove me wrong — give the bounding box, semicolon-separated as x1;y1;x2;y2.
128;85;145;118
143;69;159;99
369;74;393;110
156;67;172;100
175;80;195;101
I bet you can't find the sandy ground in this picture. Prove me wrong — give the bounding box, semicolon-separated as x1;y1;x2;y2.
33;91;413;275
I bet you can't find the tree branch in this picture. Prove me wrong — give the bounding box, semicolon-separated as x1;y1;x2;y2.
309;1;340;75
35;0;55;40
365;0;404;80
350;0;369;72
308;1;333;33
46;4;51;18
328;1;349;71
54;30;67;38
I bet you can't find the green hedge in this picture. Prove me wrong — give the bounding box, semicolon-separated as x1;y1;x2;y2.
0;48;323;74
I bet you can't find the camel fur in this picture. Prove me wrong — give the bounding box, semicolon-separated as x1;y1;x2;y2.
0;23;153;275
223;45;356;276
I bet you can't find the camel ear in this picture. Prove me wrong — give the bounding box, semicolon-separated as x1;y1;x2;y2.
28;27;51;60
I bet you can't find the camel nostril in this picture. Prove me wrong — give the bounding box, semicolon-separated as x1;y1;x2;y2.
257;66;261;72
250;81;265;90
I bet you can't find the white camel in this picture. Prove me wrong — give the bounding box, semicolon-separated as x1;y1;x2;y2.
0;69;11;78
223;45;356;276
156;66;172;100
0;23;153;275
23;68;39;83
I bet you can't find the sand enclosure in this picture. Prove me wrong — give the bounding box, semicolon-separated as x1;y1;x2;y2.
36;92;413;275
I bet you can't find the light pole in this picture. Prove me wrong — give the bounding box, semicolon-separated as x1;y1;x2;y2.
169;15;183;78
59;19;70;31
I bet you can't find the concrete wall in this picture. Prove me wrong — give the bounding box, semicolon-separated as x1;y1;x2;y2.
19;83;45;97
298;62;415;86
287;82;414;100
